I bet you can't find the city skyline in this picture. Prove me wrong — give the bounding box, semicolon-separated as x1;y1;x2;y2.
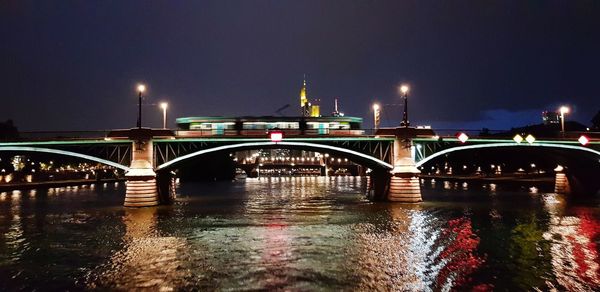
2;1;599;131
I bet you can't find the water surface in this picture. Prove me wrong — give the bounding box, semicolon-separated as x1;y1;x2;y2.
0;178;599;291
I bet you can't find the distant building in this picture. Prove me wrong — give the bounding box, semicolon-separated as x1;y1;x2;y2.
542;111;560;125
176;77;362;136
331;98;344;117
300;77;320;117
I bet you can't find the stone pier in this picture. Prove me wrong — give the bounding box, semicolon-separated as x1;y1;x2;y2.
107;128;174;207
388;137;422;202
375;127;434;203
554;165;571;194
125;134;159;207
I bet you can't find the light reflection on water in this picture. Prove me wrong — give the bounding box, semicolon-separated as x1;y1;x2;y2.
0;177;598;290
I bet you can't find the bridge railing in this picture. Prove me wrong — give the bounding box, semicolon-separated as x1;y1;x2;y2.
174;129;373;138
4;128;598;142
2;130;112;142
428;129;600;141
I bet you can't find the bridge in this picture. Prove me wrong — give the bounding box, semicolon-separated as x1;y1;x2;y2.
1;127;599;207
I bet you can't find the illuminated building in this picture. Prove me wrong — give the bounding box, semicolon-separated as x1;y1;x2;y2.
542;111;560;125
300;77;310;116
300;76;320;117
331;98;344;117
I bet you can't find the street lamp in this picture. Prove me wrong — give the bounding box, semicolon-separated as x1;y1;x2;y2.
160;102;168;129
136;84;146;129
372;103;381;130
560;106;569;136
399;84;410;127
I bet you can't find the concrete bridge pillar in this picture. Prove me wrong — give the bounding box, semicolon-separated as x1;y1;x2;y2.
554;165;571;195
125;132;159;207
388;138;422;203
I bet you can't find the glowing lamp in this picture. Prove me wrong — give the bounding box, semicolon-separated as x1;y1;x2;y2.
270;131;283;142
525;134;536;144
457;132;469;143
578;135;589;146
400;84;409;95
137;84;146;93
372;103;380;111
513;134;523;144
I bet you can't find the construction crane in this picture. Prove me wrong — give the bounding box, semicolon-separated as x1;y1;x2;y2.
274;104;290;116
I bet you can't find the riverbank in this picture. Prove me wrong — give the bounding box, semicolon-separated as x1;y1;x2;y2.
420;174;554;183
0;178;125;192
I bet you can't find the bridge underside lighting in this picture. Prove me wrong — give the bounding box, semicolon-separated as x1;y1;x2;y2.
0;146;130;171
156;141;393;170
415;142;600;167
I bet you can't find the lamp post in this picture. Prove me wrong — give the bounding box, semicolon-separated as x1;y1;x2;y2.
372;103;380;130
560;106;569;136
136;84;146;129
399;84;410;127
160;102;168;129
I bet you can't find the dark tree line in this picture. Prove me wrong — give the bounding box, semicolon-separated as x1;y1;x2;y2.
592;110;600;130
0;120;18;139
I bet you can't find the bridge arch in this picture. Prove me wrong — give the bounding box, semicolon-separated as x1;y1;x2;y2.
415;142;600;168
0;146;130;171
156;141;394;170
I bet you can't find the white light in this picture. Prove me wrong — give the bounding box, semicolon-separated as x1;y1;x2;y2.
525;134;536;144
160;102;168;110
513;134;523;144
457;133;469;143
560;106;569;114
578;135;589;146
400;84;409;95
372;103;380;111
270;132;283;142
137;84;146;93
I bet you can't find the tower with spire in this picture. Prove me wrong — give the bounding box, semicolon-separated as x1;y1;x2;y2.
300;75;310;117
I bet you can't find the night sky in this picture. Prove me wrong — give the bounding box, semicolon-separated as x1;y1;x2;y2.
2;1;599;131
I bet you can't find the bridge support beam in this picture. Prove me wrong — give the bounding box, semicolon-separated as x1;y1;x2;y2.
387;138;422;203
554;165;571;195
125;136;159;207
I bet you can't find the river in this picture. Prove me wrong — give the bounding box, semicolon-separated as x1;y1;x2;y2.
0;177;599;291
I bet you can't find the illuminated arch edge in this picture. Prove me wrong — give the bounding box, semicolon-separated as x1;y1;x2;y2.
415;142;600;167
156;141;393;170
0;146;130;171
